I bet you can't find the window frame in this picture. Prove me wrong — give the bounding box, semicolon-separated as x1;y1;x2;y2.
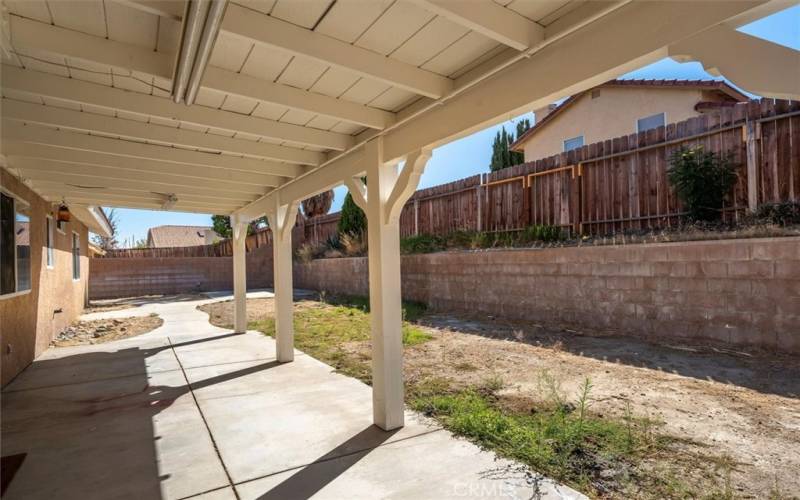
0;188;32;300
636;112;666;134
46;215;55;269
563;135;584;152
72;231;81;282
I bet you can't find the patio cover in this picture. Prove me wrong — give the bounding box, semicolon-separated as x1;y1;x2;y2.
1;0;797;430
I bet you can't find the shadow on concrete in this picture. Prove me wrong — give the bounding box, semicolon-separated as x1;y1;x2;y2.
255;425;399;500
421;314;800;399
0;332;278;499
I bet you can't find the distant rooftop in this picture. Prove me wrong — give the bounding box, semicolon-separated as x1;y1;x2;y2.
511;79;749;151
146;225;219;248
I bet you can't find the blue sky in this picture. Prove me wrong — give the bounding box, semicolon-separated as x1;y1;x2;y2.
112;5;799;245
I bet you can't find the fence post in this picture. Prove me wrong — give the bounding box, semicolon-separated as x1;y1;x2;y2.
574;164;583;235
414;199;419;235
745;121;760;212
476;182;482;232
522;170;531;228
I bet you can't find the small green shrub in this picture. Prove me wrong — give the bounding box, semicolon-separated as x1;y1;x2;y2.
324;232;342;251
337;191;367;236
296;243;317;263
340;230;367;256
400;234;445;254
755;201;800;225
521;224;563;242
470;231;494;249
667;146;737;221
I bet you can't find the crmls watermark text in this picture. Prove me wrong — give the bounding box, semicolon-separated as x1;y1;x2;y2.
451;481;520;498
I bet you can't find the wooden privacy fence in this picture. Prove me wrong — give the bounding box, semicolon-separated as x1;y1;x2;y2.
101;99;799;258
394;98;799;237
467;98;799;235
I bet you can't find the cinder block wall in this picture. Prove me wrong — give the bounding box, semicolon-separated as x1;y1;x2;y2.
89;244;273;299
294;238;800;352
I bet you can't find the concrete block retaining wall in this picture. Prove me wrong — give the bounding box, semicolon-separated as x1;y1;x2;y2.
294;238;800;352
89;245;273;299
90;237;800;352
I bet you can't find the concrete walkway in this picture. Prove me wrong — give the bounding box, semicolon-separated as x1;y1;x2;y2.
2;293;583;500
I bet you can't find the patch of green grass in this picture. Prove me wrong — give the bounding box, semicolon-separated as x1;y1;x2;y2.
249;296;431;381
410;390;641;491
409;376;689;497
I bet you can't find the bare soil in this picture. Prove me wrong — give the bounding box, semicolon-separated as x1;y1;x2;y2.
83;302;135;314
52;315;163;347
200;297;800;498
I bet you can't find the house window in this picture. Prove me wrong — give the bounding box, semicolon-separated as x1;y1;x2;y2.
637;112;665;133
46;215;55;268
1;191;31;296
72;232;80;281
563;135;584;152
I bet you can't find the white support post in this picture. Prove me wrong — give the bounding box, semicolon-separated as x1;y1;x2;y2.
267;199;299;363
232;215;248;333
352;138;431;430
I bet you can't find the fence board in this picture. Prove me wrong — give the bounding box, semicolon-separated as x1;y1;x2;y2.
100;100;800;259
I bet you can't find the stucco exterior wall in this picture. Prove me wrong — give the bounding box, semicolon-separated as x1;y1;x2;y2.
1;170;90;386
521;87;724;160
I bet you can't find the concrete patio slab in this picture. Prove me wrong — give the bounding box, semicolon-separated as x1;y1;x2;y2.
2;295;584;499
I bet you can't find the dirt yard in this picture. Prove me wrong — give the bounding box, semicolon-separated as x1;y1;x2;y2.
200;296;800;498
52;314;163;347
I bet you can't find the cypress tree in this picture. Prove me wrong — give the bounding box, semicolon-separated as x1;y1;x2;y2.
489;119;532;172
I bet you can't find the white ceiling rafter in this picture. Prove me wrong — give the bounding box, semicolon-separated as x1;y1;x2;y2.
1;99;323;166
2;65;353;151
2;121;301;182
27;179;259;202
3;142;284;188
410;0;544;51
235;0;776;220
6;14;394;131
11;159;268;196
221;3;454;99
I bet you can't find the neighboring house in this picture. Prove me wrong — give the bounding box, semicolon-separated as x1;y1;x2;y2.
1;168;112;385
511;79;749;160
146;225;221;248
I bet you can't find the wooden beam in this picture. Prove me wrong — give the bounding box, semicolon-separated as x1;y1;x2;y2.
9;14;170;76
3;141;282;187
2;99;323;166
669;25;800;100
28;179;257;202
36;187;254;206
235;0;769;219
58;198;237;214
3;120;299;181
203;67;396;130
222;3;453;99
11;159;268;195
411;0;543;51
109;0;184;19
8;16;395;130
2;65;353;151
